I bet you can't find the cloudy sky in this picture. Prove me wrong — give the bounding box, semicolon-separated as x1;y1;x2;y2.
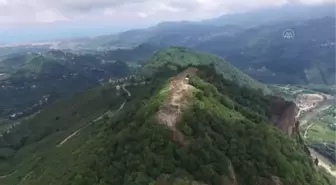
0;0;334;42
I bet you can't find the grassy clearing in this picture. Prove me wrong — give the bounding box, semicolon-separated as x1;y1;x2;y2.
306;122;335;143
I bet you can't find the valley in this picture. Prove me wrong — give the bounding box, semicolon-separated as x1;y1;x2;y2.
0;49;139;122
274;84;335;176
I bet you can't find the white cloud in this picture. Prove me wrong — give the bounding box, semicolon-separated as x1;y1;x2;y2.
138;12;149;18
0;0;334;25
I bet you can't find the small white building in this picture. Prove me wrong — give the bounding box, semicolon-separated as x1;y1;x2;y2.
10;113;16;119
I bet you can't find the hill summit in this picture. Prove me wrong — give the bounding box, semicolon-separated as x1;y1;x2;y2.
64;66;330;185
143;47;269;94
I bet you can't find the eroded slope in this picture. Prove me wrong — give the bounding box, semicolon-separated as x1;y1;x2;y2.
157;68;197;145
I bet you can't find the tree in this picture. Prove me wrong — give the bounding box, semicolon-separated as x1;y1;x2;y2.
314;158;319;166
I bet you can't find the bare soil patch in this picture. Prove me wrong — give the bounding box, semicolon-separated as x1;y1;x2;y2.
157;68;198;146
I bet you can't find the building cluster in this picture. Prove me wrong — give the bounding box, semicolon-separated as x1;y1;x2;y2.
107;75;140;85
9;95;50;120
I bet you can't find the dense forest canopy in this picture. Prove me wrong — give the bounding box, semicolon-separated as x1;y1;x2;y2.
0;62;332;185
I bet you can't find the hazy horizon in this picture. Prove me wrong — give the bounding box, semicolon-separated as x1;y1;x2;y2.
0;0;334;44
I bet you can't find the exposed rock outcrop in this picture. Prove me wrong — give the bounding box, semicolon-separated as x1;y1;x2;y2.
270;97;298;136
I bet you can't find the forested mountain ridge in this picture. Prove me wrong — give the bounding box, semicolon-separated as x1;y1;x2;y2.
143;47;269;94
0;50;130;76
61;66;332;185
1;4;334;87
135;16;336;86
0;49;132;118
50;3;334;51
196;16;336;85
202;3;335;27
0;62;333;185
52;15;335;86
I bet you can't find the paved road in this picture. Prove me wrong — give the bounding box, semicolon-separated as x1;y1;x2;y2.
122;84;131;97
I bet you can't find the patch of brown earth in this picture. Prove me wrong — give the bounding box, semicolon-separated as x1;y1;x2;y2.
270;97;298;136
296;93;325;112
157;67;198;146
297;93;325;104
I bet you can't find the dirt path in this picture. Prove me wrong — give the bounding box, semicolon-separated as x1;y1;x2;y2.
0;170;17;179
21;171;33;182
157;68;198;146
56;126;86;147
57;84;130;147
295;109;302;119
94;102;125;122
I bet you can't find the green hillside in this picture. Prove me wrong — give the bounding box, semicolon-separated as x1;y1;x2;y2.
0;50;132;116
143;47;269;94
0;84;126;184
15;55;65;75
0;64;332;185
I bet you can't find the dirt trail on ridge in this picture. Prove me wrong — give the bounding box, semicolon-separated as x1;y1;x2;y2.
157;68;198;146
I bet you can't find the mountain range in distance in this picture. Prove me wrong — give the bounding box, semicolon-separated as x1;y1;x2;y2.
0;3;334;87
0;2;335;47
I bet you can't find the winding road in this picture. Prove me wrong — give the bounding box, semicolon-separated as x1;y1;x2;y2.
0;83;135;181
57;84;131;147
122;84;131;97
